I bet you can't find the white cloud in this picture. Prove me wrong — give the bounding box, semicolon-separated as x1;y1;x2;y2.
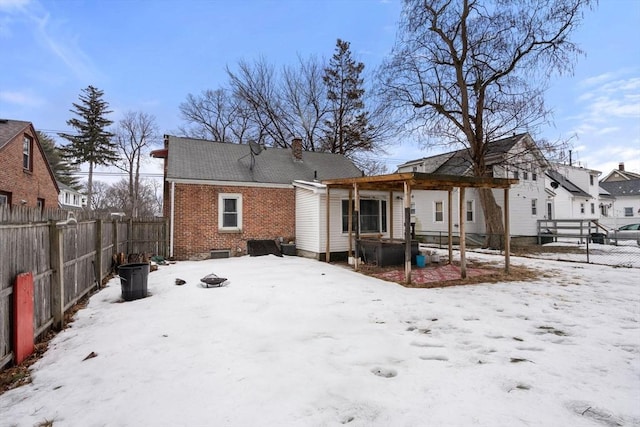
2;0;98;80
0;89;44;107
0;0;30;11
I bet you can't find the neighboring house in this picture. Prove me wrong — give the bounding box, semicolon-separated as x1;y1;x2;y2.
151;135;362;260
599;162;640;228
0;119;59;209
58;182;86;210
544;163;601;221
397;133;548;240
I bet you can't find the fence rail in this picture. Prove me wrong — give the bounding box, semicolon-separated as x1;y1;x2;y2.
0;207;167;369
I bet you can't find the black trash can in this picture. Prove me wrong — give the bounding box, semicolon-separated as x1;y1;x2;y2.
540;230;555;244
118;263;149;301
280;243;296;256
590;233;605;244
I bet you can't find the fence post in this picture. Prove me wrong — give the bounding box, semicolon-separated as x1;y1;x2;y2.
127;218;133;255
112;219;119;256
49;221;65;330
95;219;103;288
164;219;170;258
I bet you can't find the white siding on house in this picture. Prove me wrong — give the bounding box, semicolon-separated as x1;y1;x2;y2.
294;182;408;257
295;186;321;254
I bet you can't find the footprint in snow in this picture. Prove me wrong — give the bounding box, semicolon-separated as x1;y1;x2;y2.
371;367;397;378
419;355;449;361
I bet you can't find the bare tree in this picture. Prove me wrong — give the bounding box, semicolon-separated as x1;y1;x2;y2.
282;55;330;151
179;88;248;142
87;180;110;212
227;58;294;147
380;0;594;247
114;111;158;217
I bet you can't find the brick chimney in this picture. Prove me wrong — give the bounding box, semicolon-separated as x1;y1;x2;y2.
291;137;303;161
619;162;625;171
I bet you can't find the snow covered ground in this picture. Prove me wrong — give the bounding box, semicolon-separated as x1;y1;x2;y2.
1;253;638;426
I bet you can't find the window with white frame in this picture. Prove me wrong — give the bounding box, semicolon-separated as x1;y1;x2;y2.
532;170;537;181
434;201;444;222
523;171;528;180
580;203;585;214
218;193;242;231
590;175;594;186
466;200;474;222
0;191;10;205
624;207;633;217
590;203;595;214
341;199;387;233
531;199;537;215
410;202;416;215
513;171;519;180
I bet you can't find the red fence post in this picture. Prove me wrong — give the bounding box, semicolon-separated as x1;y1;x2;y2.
13;272;34;364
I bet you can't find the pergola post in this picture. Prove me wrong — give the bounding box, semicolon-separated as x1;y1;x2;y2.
354;183;360;271
448;189;453;264
404;182;412;285
348;189;353;259
504;188;511;274
389;191;394;240
459;186;467;279
325;186;331;263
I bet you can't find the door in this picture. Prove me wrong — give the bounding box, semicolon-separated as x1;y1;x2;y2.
546;202;553;220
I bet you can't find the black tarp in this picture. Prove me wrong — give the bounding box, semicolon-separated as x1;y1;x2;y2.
247;240;282;257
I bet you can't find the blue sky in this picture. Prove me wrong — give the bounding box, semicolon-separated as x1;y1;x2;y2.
1;0;639;179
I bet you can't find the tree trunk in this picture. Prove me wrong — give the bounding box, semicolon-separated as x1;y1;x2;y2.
478;188;504;249
87;162;94;212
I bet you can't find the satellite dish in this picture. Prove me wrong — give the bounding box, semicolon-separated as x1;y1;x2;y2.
249;140;263;156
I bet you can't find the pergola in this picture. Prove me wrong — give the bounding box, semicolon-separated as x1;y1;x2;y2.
322;172;519;284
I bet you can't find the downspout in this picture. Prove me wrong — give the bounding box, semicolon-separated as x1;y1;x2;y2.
170;181;175;258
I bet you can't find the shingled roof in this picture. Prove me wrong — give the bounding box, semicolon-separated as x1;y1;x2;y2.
397;133;538;175
163;136;362;184
546;169;592;198
0;119;31;150
600;180;640;197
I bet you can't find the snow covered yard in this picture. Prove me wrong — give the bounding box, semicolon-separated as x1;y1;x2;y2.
1;254;638;426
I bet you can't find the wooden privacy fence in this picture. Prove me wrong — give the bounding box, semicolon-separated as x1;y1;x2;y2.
0;217;168;369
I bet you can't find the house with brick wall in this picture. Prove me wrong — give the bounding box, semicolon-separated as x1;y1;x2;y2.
151;135;362;260
0;119;59;209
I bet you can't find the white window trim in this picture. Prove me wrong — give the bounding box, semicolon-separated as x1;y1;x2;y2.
218;193;243;231
466;199;475;223
434;200;444;223
0;194;8;204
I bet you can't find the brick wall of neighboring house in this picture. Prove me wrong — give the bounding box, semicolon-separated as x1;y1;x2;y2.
172;183;296;259
0;127;58;208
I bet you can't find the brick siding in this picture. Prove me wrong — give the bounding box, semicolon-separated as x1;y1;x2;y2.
0;126;58;209
172;183;295;259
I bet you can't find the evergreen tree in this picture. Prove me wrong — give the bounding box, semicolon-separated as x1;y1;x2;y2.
59;85;117;210
37;131;80;189
321;39;373;156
